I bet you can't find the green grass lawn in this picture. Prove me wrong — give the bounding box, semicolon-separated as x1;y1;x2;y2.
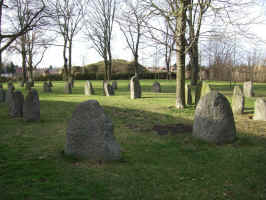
0;80;266;200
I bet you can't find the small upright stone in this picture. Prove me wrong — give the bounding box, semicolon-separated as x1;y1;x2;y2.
20;80;25;87
65;100;121;160
0;88;5;102
6;85;15;104
84;81;94;96
8;80;13;89
64;81;72;94
193;91;236;144
200;81;211;98
232;86;245;115
185;83;192;105
23;89;40;122
28;79;34;87
253;98;266;121
103;81;114;96
112;80;118;90
152;81;161;93
243;81;254;97
25;81;32;91
9;91;24;117
130;75;141;99
43;82;52;92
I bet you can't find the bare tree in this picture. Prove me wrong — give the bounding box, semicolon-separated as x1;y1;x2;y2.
84;0;116;81
118;0;147;77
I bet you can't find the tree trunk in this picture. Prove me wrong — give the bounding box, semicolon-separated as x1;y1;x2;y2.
63;38;68;81
21;36;27;83
134;55;139;77
68;39;72;81
0;0;3;74
190;41;199;85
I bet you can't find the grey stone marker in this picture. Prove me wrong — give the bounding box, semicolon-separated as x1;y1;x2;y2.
103;81;114;96
8;81;13;89
64;81;72;94
23;89;40;122
232;86;245;115
112;80;118;90
84;81;94;96
193;91;236;144
65;100;121;160
152;81;161;93
0;88;5;102
5;85;15;104
25;81;32;91
8;91;24;118
243;81;254;97
200;81;211;98
185;83;192;105
253;98;266;121
43;82;52;92
130;75;141;99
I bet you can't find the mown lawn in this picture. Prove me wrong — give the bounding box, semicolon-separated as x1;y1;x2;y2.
0;80;266;200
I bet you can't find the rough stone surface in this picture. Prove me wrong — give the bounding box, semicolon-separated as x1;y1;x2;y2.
243;81;254;97
112;81;118;90
64;82;72;94
232;86;245;115
152;81;161;93
0;88;5;102
65;100;121;160
84;81;94;96
130;75;141;99
103;81;114;96
200;81;211;98
8;81;13;89
193;91;236;144
253;98;266;121
25;81;32;91
185;84;192;105
8;91;24;118
5;86;15;104
23;89;40;122
43;82;52;92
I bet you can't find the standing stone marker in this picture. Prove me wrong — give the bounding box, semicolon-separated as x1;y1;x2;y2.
112;80;118;90
25;81;32;91
232;86;245;115
23;89;40;122
64;81;72;94
43;82;52;92
6;86;15;104
152;81;161;93
130;75;141;99
0;88;5;102
9;91;24;118
103;81;114;96
185;83;192;105
65;100;121;160
193;91;236;144
243;81;254;97
253;98;266;121
8;81;13;89
200;81;211;98
84;81;94;96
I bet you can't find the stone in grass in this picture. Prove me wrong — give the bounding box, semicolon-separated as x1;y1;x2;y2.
8;91;24;118
152;81;161;93
185;83;192;105
243;81;254;97
112;80;118;90
103;81;114;96
8;80;13;89
43;82;52;92
200;81;211;98
23;89;40;122
65;100;121;160
20;80;25;87
0;88;5;102
193;91;236;144
64;81;72;94
130;75;141;99
84;80;94;96
25;81;32;91
232;86;245;115
253;98;266;121
5;85;15;104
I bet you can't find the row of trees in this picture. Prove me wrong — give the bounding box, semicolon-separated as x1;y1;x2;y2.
0;0;264;108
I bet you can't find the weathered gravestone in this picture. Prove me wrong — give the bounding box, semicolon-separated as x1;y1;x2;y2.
232;86;245;115
8;91;24;118
112;80;118;90
5;85;15;104
43;82;52;92
193;91;236;144
20;80;25;87
65;100;121;160
25;81;32;91
253;98;266;121
64;81;72;94
130;75;141;99
152;81;161;93
103;81;114;96
28;79;34;87
84;81;94;96
185;83;192;105
8;81;13;89
243;81;254;97
200;81;211;98
0;88;5;102
23;89;40;122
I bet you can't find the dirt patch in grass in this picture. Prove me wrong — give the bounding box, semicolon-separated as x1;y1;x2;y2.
152;123;193;136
